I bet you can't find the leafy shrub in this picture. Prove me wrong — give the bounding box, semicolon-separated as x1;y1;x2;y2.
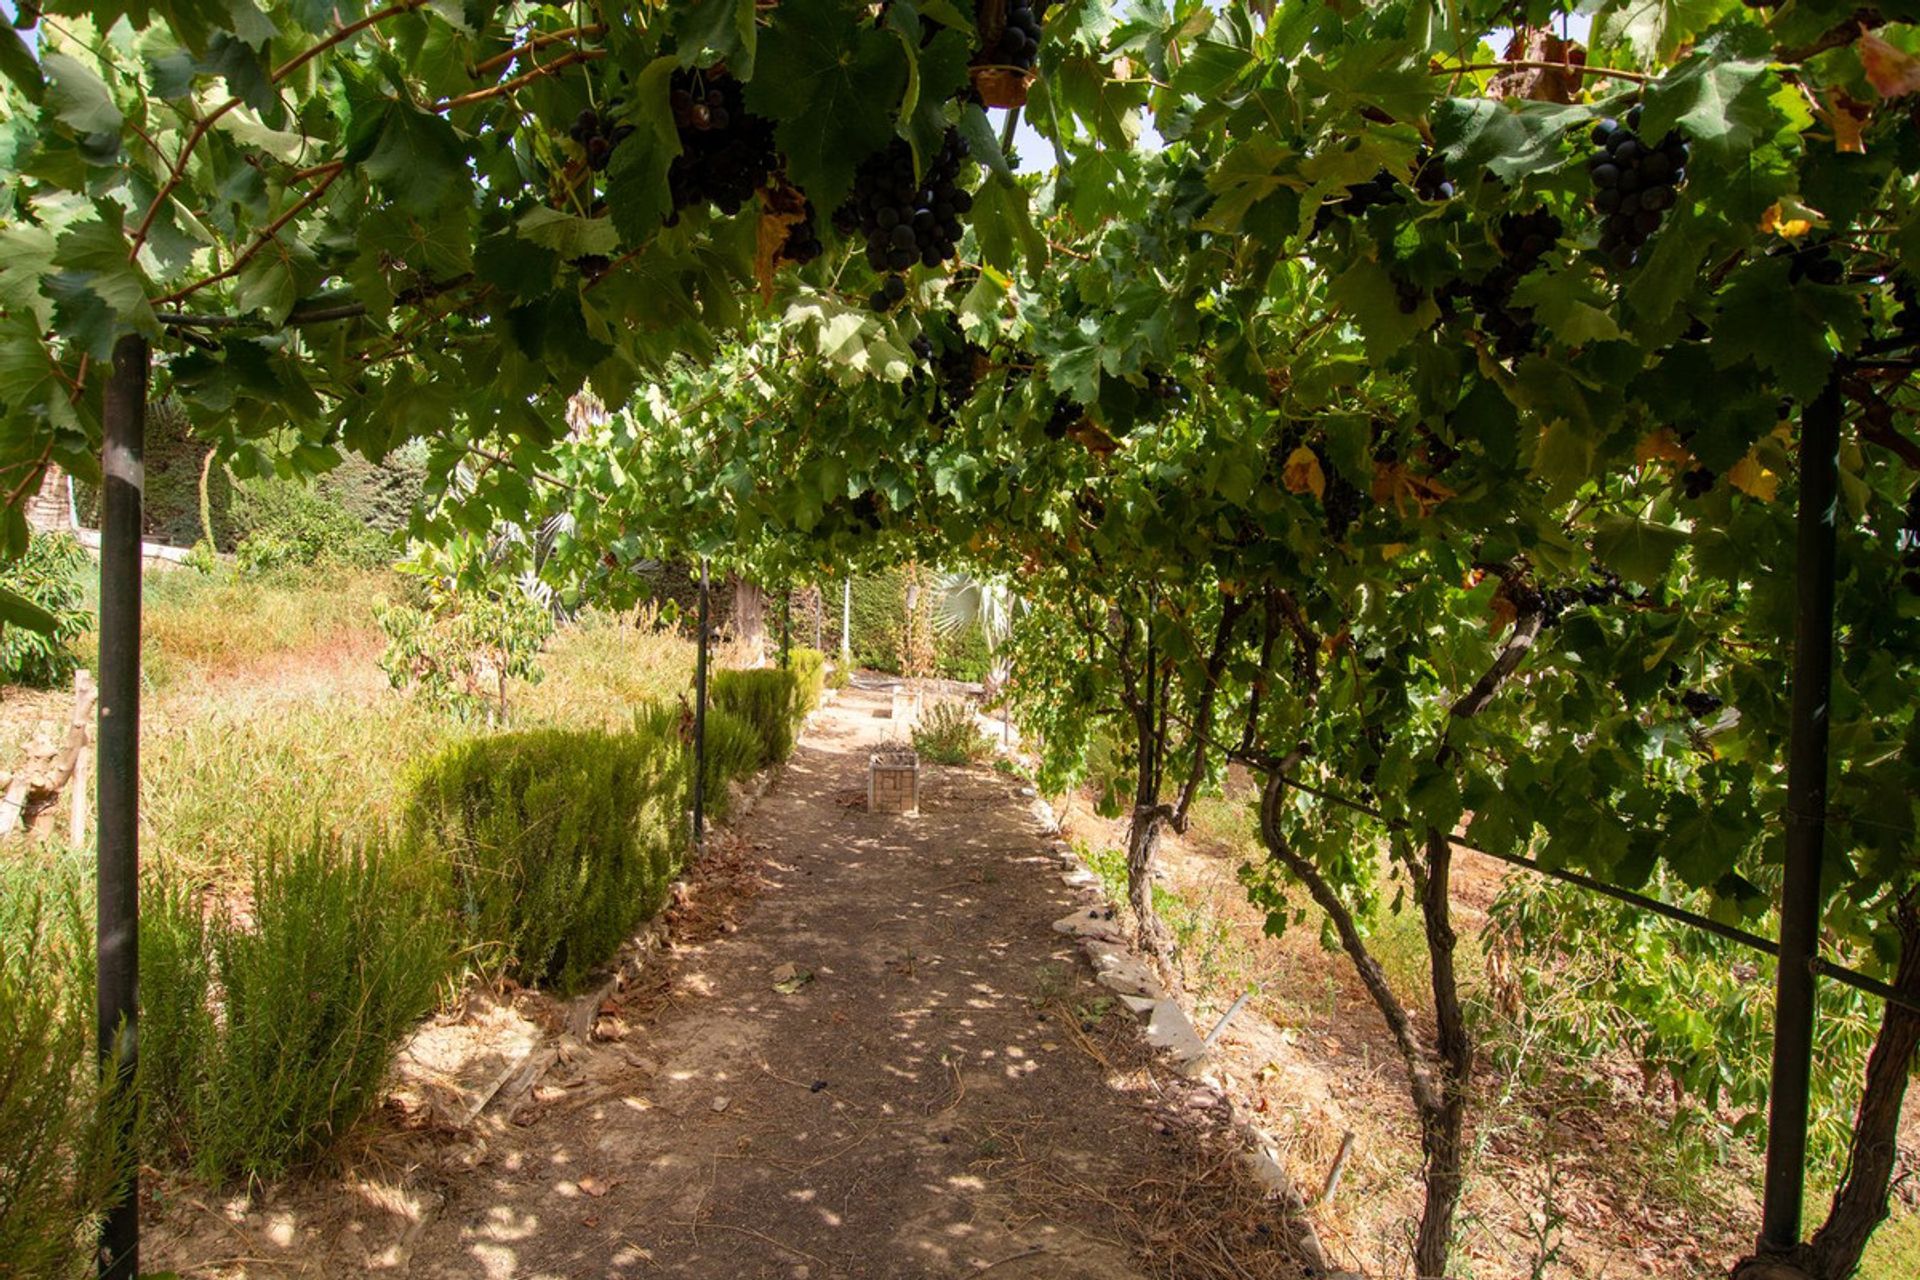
790;646;827;714
230;473;392;573
711;667;804;768
408;709;688;992
913;698;990;765
378;584;551;722
0;532;92;687
701;703;765;821
140;835;451;1186
0;852;127;1279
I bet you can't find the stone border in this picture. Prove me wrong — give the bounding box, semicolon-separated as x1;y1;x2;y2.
1032;817;1356;1280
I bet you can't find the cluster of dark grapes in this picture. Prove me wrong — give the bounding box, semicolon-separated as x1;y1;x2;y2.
1901;487;1920;595
778;200;824;267
1892;279;1920;340
836;129;975;312
908;331;984;415
1439;208;1562;358
1589;107;1687;269
1679;689;1725;719
1413;151;1455;202
978;0;1046;70
1532;572;1628;625
1045;398;1083;440
666;70;778;217
1681;465;1716;499
1322;458;1368;542
1777;238;1845;285
1143;367;1187;406
1314;170;1402;233
568;106;633;172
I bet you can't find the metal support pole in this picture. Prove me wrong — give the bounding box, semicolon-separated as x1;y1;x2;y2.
692;559;710;852
97;333;147;1280
1758;374;1842;1253
841;578;853;669
780;586;792;670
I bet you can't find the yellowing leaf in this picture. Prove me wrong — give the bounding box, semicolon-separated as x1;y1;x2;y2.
1816;90;1871;154
1727;454;1779;502
1859;32;1920;100
1636;427;1692;466
1759;197;1825;239
1282;446;1325;500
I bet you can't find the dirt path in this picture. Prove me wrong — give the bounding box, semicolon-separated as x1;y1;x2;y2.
391;682;1304;1280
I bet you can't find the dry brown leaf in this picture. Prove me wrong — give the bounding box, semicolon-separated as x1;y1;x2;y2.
1859;31;1920;100
1759;196;1825;239
1371;461;1456;517
1282;445;1325;500
753;180;811;304
1489;30;1587;104
1817;89;1872;153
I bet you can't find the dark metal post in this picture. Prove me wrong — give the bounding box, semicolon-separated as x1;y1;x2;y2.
1758;374;1842;1253
692;558;709;852
780;585;792;670
98;334;147;1280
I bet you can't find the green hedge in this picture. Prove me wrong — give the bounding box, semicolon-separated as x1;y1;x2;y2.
711;668;804;769
0;532;92;688
0;854;125;1278
791;647;827;714
702;703;764;821
141;834;451;1185
407;707;689;993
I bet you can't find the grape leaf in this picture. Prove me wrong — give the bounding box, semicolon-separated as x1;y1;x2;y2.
1711;257;1864;402
1592;515;1688;587
517;209;619;260
364;102;470;215
41;52;124;135
1433;98;1588;185
604;57;684;249
746;0;908;216
0;28;44;104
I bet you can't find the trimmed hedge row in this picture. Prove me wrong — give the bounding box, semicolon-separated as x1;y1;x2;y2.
0;663;818;1257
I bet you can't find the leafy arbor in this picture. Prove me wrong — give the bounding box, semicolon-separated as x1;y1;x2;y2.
6;0;1920;1277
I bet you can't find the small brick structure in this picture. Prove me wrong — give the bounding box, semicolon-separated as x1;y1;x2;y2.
868;750;920;815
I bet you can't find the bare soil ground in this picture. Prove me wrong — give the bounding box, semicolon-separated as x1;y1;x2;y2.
149;684;1308;1280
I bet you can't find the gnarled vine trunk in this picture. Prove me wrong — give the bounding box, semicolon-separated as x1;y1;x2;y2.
1414;830;1472;1280
1126;802;1169;958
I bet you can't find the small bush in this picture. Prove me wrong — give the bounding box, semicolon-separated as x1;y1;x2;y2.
913;698;990;765
790;647;827;715
139;835;451;1186
0;853;127;1279
408;709;688;992
711;667;804;769
230;474;393;573
701;703;765;821
0;532;92;687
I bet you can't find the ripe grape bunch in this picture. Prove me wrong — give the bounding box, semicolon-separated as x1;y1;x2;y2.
978;0;1046;71
568;106;633;173
666;70;779;217
837;129;976;313
1589;107;1687;269
1314;170;1402;233
1438;208;1562;358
